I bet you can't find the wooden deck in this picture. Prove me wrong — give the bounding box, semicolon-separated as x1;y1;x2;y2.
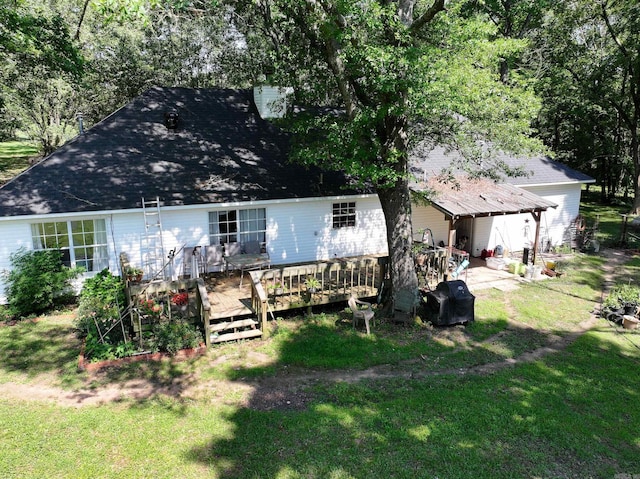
204;255;384;322
204;272;255;320
124;254;540;346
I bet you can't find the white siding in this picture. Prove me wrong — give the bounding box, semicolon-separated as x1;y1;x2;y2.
411;206;450;246
0;221;35;303
523;183;582;249
266;196;387;263
0;196;388;303
411;183;583;258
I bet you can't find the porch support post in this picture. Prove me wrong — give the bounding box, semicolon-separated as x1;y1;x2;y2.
447;218;457;259
530;210;542;265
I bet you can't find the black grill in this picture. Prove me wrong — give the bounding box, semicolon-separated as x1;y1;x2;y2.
425;280;475;326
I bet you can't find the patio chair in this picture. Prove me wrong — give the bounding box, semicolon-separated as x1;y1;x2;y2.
204;244;225;273
348;296;374;335
243;240;262;255
183;246;204;279
224;242;241;257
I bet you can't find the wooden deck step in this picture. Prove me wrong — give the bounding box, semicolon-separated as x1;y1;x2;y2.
210;318;259;332
211;328;263;343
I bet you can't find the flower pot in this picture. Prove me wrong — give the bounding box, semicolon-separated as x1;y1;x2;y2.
307;287;318;294
622;315;639;330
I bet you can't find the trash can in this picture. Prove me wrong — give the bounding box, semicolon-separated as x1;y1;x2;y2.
425;280;475;326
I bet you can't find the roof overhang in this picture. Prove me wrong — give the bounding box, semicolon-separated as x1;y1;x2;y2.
412;177;557;221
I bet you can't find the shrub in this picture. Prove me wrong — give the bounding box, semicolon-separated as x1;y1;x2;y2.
6;248;82;318
76;269;125;338
84;332;137;362
148;319;202;355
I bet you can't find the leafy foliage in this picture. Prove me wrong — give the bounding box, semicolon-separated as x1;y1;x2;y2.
83;331;137;361
148;319;202;355
5;248;82;318
602;283;640;311
75;269;125;337
0;1;84;150
534;0;640;207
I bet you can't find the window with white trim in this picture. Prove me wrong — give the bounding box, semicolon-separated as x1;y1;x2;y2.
209;208;266;248
31;219;109;272
332;202;356;228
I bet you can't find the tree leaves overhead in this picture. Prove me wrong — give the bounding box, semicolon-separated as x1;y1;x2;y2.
231;0;541;190
534;0;640;209
0;1;84;78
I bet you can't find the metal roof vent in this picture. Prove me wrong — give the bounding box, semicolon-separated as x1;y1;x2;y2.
164;109;179;129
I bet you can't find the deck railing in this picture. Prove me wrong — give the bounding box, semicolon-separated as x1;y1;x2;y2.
249;256;384;331
126;278;211;346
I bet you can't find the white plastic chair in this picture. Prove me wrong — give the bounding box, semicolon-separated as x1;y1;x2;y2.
348;296;374;335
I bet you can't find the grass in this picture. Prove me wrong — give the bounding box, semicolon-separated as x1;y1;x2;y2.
0;252;639;478
0;140;39;184
580;188;640;249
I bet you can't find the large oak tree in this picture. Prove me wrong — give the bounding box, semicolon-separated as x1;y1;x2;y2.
229;0;541;307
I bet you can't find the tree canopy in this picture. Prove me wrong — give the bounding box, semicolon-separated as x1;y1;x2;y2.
226;0;543;304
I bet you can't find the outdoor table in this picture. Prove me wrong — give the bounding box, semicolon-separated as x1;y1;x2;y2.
226;254;271;287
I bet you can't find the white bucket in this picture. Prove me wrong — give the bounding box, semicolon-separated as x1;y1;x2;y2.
486;257;505;270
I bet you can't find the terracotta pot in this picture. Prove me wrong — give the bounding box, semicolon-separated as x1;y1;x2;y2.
622;315;639;330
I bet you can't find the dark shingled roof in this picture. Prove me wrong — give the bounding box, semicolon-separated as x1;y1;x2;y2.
410;144;595;186
0;87;359;217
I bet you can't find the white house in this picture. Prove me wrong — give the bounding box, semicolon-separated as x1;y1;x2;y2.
0;86;593;302
408;145;594;258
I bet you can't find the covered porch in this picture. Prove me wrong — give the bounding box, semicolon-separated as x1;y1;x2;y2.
411;176;558;273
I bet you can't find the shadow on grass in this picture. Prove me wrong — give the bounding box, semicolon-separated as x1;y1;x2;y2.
0;318;80;378
0;314;203;406
185;327;640;478
183;251;640;476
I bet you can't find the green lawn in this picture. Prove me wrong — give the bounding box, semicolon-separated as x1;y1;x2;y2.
580;188;640;249
0;140;40;184
1;251;638;478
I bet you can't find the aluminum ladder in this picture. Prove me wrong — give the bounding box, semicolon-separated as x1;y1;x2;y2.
141;197;166;280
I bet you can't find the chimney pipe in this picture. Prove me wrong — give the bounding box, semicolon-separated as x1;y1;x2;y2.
77;112;84;134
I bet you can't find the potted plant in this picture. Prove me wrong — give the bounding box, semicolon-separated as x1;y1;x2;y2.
125;266;144;282
171;291;189;313
304;276;321;293
268;280;287;295
602;283;640;323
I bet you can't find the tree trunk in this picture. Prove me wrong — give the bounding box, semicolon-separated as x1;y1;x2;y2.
376;165;419;310
631;129;640;214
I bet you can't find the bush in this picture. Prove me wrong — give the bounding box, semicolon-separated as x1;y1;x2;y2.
76;269;125;338
84;332;137;362
148;319;202;355
6;248;82;318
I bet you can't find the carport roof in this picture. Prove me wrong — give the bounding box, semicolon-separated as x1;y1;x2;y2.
413;176;557;220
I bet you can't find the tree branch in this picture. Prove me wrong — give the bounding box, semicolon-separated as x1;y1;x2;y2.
74;0;91;41
409;0;446;33
600;1;629;59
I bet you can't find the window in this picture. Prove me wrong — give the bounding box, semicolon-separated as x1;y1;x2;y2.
31;219;109;272
332;202;356;228
209;208;266;247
